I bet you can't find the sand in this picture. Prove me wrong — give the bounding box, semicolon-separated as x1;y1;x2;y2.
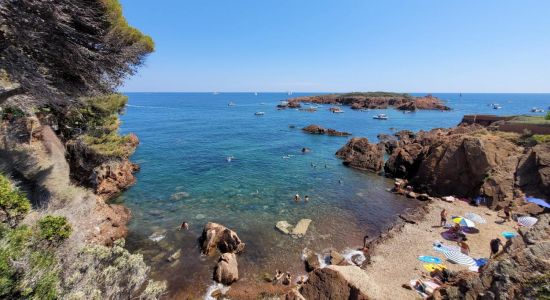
345;198;517;299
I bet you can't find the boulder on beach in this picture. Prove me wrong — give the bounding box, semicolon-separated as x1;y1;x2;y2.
329;250;345;265
303;248;321;271
213;252;239;285
299;268;368;300
276;220;294;235
291;219;312;237
199;222;245;256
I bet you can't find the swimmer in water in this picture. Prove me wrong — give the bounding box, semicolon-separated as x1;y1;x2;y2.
178;221;189;231
304;195;309;202
294;194;301;202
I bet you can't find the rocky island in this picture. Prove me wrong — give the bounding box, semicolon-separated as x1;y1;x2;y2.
279;92;451;111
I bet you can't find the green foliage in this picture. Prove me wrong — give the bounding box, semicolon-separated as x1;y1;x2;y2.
511;115;550;125
339;91;412;98
532;134;550;144
81;132;137;158
101;0;155;52
0;226;60;299
525;273;550;299
546;111;550;120
0;174;31;226
38;215;72;243
62;239;166;299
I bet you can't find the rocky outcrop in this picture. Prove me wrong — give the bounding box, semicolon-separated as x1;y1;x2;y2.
303;248;320;272
379;125;550;208
299;268;369;300
66;135;140;200
432;213;550;299
336;138;385;173
199;222;245;256
302;124;351;136
213;252;239;285
285;93;450;111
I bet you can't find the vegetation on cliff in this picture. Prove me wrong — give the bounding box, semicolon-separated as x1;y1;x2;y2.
0;174;31;227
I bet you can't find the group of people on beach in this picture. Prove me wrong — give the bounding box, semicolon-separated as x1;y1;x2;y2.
272;270;307;286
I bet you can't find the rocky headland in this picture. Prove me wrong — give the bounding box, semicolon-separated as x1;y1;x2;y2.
280;92;451;111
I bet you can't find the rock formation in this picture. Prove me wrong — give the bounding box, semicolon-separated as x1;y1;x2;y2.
338;124;550;209
302;124;351;136
284;92;450;111
336;138;385;173
213;252;239;285
298;268;369;300
199;222;245;256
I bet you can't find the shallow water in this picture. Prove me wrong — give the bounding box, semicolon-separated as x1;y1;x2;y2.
117;92;549;298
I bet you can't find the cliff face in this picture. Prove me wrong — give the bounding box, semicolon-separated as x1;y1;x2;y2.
337;124;550;209
285;93;451;111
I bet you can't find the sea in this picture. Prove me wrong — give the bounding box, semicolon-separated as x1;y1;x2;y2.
116;92;549;298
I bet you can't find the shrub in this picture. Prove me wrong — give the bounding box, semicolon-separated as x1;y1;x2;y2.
532;134;550;144
0;174;31;227
546;111;550;120
62;239;166;299
38;216;72;243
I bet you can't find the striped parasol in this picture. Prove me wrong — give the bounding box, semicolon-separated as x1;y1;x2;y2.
443;251;477;266
517;216;538;227
465;212;486;224
452;217;476;228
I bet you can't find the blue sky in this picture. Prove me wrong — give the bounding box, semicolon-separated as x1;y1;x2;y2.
120;0;550;93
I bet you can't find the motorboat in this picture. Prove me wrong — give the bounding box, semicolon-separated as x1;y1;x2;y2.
531;107;544;113
330;107;344;113
492;104;502;109
373;114;388;120
254;111;265;116
228;101;236;106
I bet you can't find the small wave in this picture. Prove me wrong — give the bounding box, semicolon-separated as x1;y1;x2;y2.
148;232;165;242
204;282;230;300
342;248;366;266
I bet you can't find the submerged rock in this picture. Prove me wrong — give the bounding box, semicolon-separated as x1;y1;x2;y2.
291;219;312;237
170;191;189;200
276;220;294;235
199;222;245;256
167;249;181;262
213;252;239;285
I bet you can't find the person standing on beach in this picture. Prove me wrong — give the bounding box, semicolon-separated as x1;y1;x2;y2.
490;238;503;258
503;203;512;222
440;209;448;227
458;238;470;255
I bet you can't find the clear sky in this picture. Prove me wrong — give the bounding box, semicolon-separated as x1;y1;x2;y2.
120;0;550;93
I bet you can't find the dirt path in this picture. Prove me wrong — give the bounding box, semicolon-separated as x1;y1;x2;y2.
353;199;516;299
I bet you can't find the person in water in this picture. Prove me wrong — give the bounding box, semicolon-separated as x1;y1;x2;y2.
294;194;301;202
178;221;189;231
440;209;448;227
304;195;309;202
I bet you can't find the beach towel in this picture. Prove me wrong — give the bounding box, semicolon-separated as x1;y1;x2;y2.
502;232;517;239
423;263;446;272
418;256;442;264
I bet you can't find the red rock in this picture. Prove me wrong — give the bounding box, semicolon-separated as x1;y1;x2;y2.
336;138;385;172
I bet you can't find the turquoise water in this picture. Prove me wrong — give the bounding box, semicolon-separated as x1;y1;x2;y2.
117;92;549;298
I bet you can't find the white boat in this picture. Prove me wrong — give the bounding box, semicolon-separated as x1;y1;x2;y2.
492;104;502;109
373;114;388;120
228;102;236;106
531;107;544;113
254;112;265;116
330;107;344;113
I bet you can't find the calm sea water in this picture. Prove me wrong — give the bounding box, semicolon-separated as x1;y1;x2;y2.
117;92;549;298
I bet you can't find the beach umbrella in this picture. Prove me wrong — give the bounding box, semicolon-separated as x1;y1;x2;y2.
443;251;477;266
465;212;486;224
526;197;550;209
452;217;476;228
517;216;538;227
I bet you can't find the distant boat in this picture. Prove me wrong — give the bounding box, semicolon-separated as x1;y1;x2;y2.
492;104;502;109
213;92;219;95
287;91;293;96
254;111;265;116
228;102;236;106
254;92;258;96
373;114;388;120
531;107;545;113
329;107;344;113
